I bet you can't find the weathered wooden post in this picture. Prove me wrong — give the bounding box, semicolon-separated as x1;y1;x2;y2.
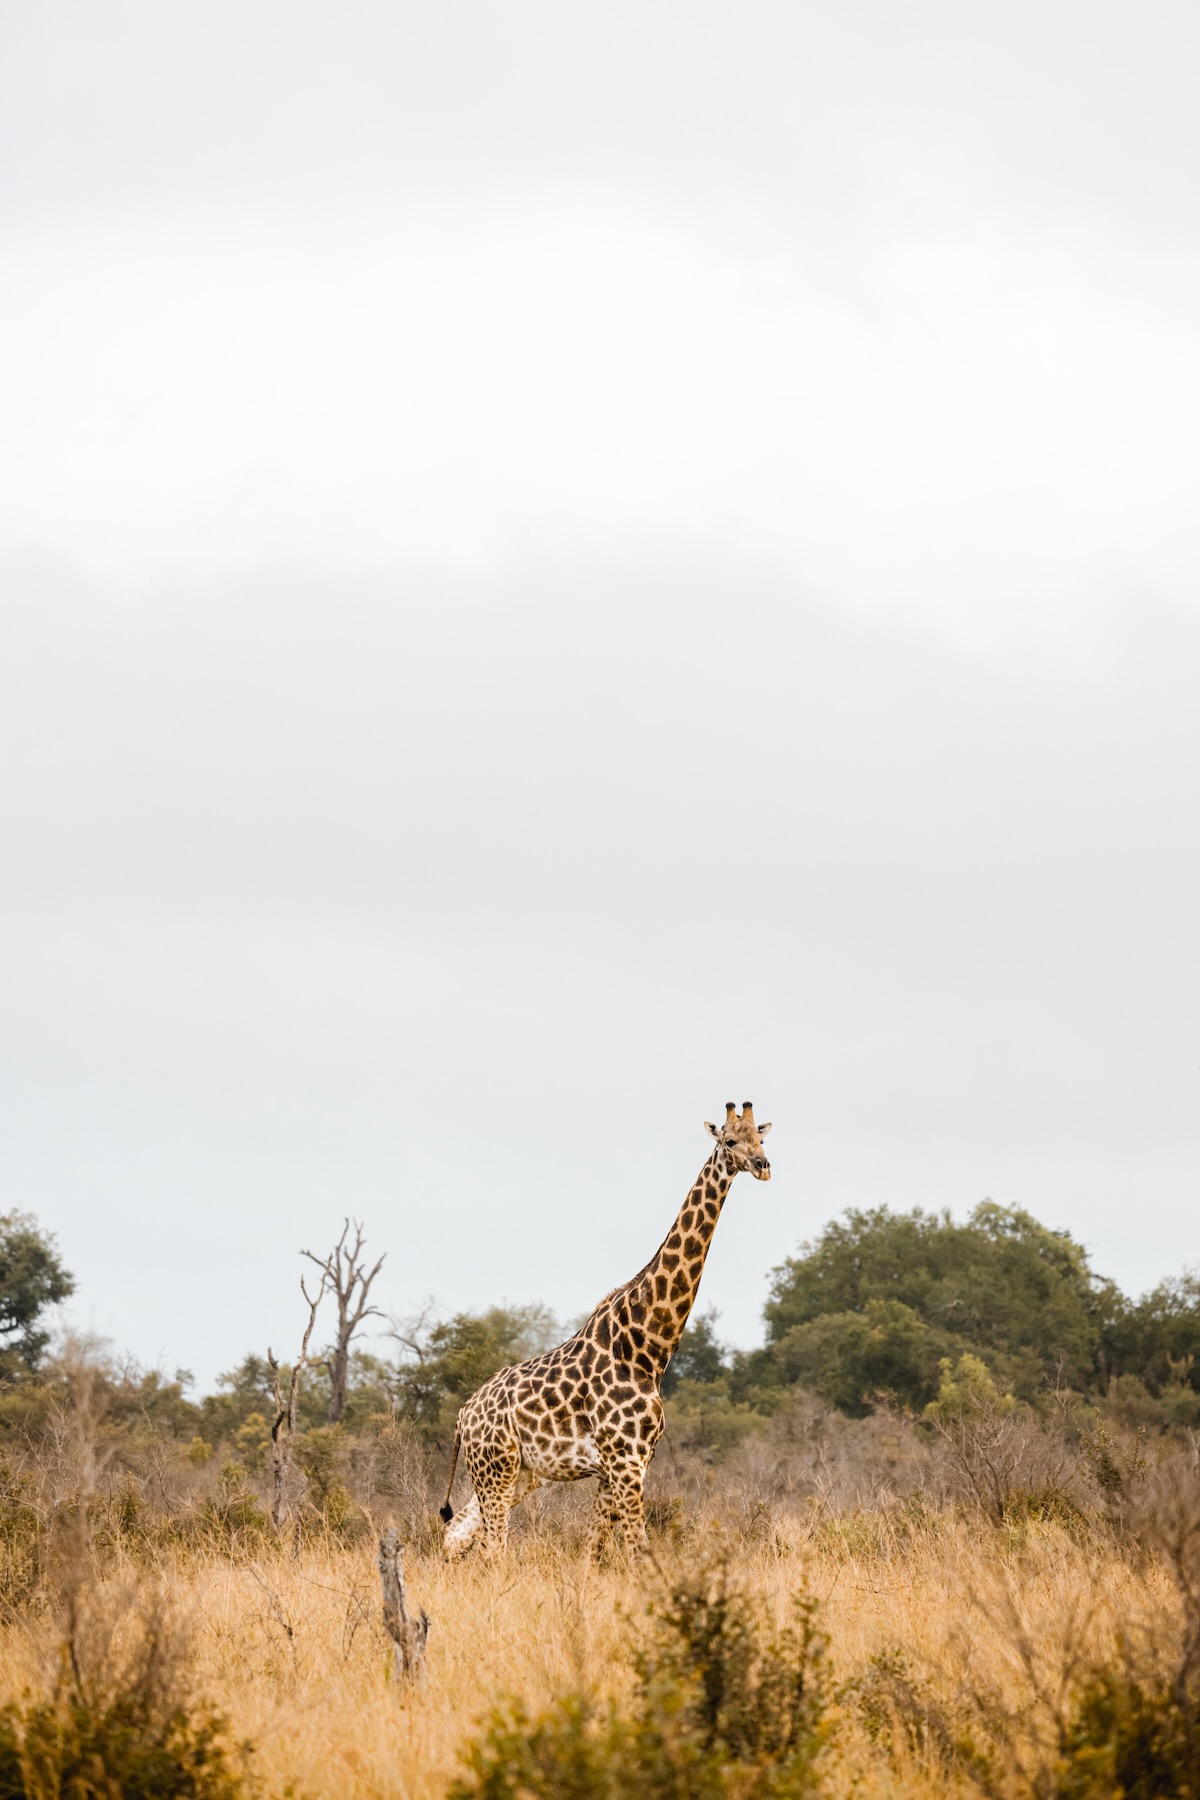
378;1526;430;1683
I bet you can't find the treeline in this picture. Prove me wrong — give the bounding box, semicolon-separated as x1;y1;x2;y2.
668;1201;1200;1439
2;1201;1199;1485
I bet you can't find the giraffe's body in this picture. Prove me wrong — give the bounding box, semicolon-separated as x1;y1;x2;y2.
441;1102;771;1560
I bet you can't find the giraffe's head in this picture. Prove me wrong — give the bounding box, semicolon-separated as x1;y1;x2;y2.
705;1101;772;1180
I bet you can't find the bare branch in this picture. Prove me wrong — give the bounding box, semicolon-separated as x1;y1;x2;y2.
268;1266;329;1535
388;1299;439;1366
304;1218;387;1425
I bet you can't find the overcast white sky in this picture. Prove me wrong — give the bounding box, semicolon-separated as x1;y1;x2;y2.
2;2;1198;1387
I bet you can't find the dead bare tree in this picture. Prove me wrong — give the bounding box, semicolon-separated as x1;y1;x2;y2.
267;1269;327;1536
303;1219;386;1426
378;1526;430;1684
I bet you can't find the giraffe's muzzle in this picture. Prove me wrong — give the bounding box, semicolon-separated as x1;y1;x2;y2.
751;1156;771;1180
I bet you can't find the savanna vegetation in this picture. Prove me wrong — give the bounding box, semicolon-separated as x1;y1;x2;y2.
2;1201;1200;1796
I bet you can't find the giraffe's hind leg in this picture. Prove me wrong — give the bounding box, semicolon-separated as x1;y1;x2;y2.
461;1437;530;1562
446;1449;546;1564
443;1492;484;1561
477;1466;548;1558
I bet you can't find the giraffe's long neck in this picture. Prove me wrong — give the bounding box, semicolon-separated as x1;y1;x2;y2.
592;1145;735;1384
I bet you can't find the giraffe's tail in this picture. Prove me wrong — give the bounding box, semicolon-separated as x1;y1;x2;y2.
439;1427;461;1524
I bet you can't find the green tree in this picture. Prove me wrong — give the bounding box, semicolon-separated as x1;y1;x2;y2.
662;1309;727;1396
759;1298;951;1417
199;1354;277;1445
0;1211;74;1378
1110;1273;1200;1398
758;1202;1116;1413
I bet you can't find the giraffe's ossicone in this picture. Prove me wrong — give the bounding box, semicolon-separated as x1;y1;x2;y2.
440;1101;772;1561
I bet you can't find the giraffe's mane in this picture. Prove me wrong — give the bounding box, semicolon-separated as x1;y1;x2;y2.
585;1284;623;1319
583;1263;656;1328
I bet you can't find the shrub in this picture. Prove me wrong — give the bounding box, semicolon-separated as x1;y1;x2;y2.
0;1581;253;1800
847;1645;993;1785
664;1378;765;1458
0;1688;248;1800
449;1556;832;1798
923;1354;1054;1521
195;1464;271;1548
1055;1671;1199;1800
852;1460;1200;1800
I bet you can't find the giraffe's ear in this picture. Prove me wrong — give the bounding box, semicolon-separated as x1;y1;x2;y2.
705;1120;720;1139
757;1121;772;1138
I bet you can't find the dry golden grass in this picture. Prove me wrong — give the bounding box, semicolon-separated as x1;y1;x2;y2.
0;1502;1178;1798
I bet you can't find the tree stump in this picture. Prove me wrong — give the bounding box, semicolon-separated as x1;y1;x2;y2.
378;1527;430;1683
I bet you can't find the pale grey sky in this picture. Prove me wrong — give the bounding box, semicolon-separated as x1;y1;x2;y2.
2;3;1198;1384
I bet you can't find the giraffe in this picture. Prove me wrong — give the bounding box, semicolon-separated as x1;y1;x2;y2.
439;1101;772;1561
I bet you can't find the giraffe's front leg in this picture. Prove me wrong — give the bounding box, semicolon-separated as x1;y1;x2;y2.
587;1476;619;1562
602;1456;652;1560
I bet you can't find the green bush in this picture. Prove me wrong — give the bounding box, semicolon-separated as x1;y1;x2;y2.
847;1645;993;1785
0;1584;253;1800
664;1378;764;1457
0;1690;248;1800
1055;1672;1199;1800
195;1464;271;1548
449;1558;831;1798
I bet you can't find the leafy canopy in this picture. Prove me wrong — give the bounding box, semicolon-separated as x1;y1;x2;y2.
755;1202;1118;1413
0;1211;74;1377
